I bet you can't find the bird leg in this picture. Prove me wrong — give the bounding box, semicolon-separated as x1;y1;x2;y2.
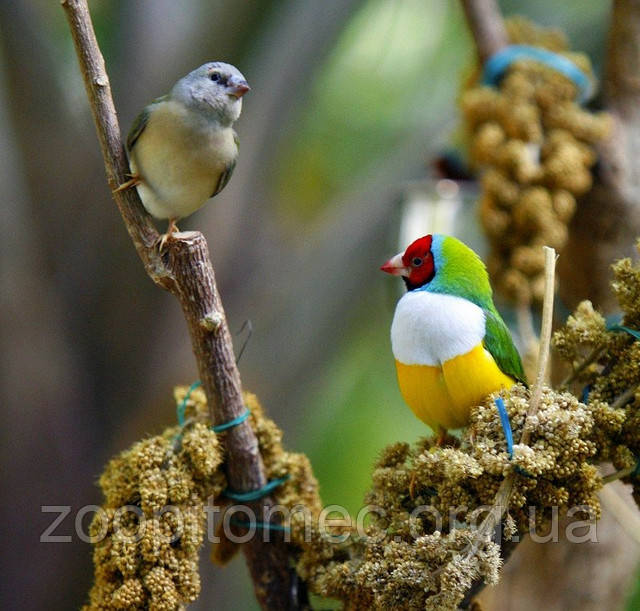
112;174;141;193
409;470;418;499
435;426;448;447
158;218;179;252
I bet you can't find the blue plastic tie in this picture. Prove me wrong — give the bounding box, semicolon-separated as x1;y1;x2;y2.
608;324;640;341
494;397;514;459
494;397;536;478
176;381;250;433
212;408;251;433
223;475;290;502
230;518;291;532
177;380;202;426
482;44;592;103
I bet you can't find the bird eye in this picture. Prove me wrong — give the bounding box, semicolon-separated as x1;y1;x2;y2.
412;257;423;267
209;72;221;82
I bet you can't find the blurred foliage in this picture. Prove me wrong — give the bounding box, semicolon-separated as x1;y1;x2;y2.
275;0;471;223
305;289;422;514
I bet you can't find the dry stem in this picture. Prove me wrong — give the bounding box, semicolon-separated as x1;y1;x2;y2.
61;0;296;607
522;248;556;437
458;247;556;605
602;464;639;485
559;344;606;389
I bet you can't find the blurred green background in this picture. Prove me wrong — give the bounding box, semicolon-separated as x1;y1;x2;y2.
1;0;637;609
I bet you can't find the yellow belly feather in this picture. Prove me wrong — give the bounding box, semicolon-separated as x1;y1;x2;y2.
395;343;515;431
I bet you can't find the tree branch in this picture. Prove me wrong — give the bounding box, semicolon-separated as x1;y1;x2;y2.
559;0;640;312
460;0;508;65
61;1;296;608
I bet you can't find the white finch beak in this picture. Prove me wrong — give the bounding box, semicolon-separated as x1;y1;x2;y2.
380;252;409;277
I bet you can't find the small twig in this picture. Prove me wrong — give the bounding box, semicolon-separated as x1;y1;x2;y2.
610;384;639;410
521;247;556;441
235;319;253;364
559;344;606;389
460;0;509;64
601;464;638;485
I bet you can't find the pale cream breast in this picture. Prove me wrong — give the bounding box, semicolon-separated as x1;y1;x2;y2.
130;100;238;220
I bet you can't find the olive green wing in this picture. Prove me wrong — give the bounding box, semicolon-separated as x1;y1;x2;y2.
211;158;237;197
126;95;168;152
211;132;239;197
483;307;527;385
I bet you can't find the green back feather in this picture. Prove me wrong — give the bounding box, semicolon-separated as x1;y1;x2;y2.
427;235;527;384
483;306;527;384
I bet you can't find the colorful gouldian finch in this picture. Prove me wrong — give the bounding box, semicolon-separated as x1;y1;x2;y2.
381;234;526;437
118;62;249;243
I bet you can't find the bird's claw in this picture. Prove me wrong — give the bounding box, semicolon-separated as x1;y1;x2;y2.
409;471;418;499
436;426;448;447
158;218;179;253
113;174;141;193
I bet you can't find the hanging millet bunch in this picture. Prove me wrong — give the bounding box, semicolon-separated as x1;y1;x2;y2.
83;387;322;610
461;18;611;305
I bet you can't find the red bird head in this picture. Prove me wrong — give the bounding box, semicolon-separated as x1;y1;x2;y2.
380;235;435;290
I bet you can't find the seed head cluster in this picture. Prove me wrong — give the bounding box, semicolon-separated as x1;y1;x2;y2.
554;246;640;506
83;386;224;610
297;383;600;610
84;387;322;610
461;18;610;304
84;247;640;609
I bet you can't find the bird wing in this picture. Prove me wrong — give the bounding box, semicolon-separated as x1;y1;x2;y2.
483;307;527;385
210;132;238;197
126;95;168;152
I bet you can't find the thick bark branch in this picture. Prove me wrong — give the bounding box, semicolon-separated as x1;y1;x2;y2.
61;0;296;608
164;234;262;490
61;0;165;285
559;0;640;312
461;0;508;64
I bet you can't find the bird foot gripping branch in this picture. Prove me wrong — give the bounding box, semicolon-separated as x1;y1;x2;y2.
112;174;141;193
